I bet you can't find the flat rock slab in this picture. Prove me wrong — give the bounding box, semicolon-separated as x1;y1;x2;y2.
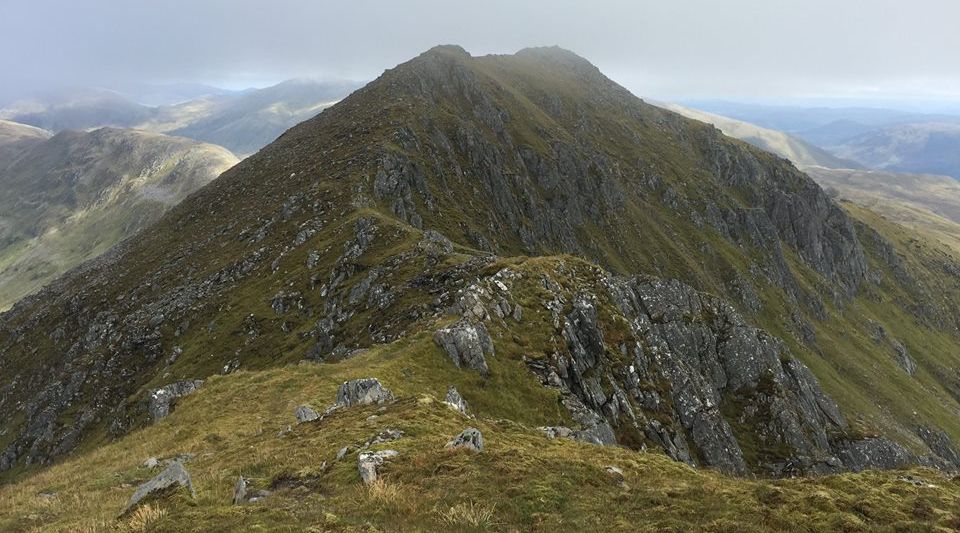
123;461;195;515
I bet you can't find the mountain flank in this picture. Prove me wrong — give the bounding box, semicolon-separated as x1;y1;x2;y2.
4;46;960;529
0;127;238;309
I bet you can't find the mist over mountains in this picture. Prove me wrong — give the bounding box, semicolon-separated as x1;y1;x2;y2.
0;79;360;157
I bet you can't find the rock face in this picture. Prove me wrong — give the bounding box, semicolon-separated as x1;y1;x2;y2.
335;379;394;408
445;428;484;452
123;461;195;514
522;278;852;475
148;380;204;421
434;321;495;376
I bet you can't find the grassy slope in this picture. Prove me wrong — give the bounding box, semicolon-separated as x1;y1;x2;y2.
661;103;858;169
2;337;959;532
806;166;960;254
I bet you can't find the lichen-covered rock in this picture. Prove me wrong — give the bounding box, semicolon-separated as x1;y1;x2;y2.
445;428;483;452
148;380;204;421
434;321;494;376
294;405;320;423
357;450;398;484
123;461;195;514
444;386;468;414
335;378;394;408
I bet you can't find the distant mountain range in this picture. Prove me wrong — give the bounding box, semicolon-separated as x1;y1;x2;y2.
661;103;860;168
830;122;960;179
684;100;960;180
0;79;361;157
0;125;237;309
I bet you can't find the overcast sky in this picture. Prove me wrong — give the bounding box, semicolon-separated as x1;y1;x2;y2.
3;0;959;104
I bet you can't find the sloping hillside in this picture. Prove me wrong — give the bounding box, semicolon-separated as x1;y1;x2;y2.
0;119;51;160
663;103;859;168
0;128;238;309
807;167;960;253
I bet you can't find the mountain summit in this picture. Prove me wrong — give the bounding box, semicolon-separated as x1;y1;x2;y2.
4;47;960;517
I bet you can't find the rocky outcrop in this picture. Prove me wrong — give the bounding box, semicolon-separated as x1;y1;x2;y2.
232;476;247;505
357;450;399;484
294;405;320;423
123;461;195;515
434;321;495;376
148;380;204;421
445;428;484;453
444;386;468;414
335;378;394;408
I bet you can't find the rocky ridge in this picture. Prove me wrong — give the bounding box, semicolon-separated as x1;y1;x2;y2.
3;46;960;481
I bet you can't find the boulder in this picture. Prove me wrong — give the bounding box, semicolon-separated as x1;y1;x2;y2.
539;426;575;439
335;378;394;408
605;465;625;484
444;386;468;414
357;450;399;484
445;428;484;452
294;405;320;423
434;321;494;376
148;380;204;421
123;461;195;515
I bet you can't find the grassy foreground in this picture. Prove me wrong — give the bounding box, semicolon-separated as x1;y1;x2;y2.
2;336;960;532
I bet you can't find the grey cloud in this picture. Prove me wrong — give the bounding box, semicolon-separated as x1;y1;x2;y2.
2;0;959;101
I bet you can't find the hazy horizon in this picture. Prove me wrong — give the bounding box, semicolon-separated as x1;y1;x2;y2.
3;0;960;109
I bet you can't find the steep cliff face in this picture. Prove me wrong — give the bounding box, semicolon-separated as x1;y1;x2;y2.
4;46;960;479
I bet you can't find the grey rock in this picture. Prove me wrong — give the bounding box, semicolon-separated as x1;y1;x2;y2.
834;437;915;472
444;386;468;414
232;476;247;505
917;426;960;467
148;380;203;421
336;446;350;460
539;426;575;439
335;378;395;408
418;230;454;258
247;489;271;503
368;429;404;446
445;428;484;452
294;405;320;423
143;457;159;469
525;276;851;476
892;340;917;376
434;321;495;376
123;461;195;515
357;450;399;484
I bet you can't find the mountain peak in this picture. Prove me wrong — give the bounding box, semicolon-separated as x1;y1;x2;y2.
419;44;472;59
